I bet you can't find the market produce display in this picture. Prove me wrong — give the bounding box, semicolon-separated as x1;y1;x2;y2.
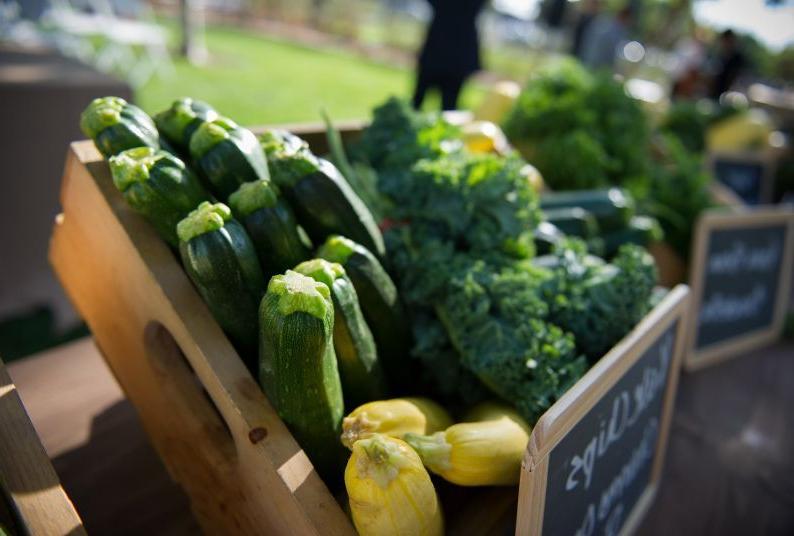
81;94;663;534
501;61;718;261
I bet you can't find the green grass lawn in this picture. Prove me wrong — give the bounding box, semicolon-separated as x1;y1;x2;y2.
137;24;483;125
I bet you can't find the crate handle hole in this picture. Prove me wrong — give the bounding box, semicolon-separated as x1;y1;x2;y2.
143;321;237;462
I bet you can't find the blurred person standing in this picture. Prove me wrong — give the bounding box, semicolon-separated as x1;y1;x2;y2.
709;29;746;99
580;6;633;71
412;0;488;111
571;0;601;60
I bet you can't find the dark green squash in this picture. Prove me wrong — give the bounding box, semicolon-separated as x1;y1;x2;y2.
109;147;210;247
177;202;266;371
190;117;269;199
228;180;311;278
260;130;385;257
154;97;218;155
80;96;159;157
294;259;387;407
258;270;346;480
317;235;410;390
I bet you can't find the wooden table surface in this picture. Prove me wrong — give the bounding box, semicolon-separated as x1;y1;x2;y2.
7;337;794;535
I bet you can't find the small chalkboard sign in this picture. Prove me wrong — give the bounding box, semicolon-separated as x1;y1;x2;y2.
517;286;689;536
685;208;794;370
709;152;774;206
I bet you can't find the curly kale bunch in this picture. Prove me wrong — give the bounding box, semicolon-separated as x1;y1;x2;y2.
354;97;461;173
502;62;650;191
542;240;658;362
380;153;541;258
435;257;587;422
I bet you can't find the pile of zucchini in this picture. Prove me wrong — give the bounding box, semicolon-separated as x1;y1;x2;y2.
81;96;536;536
535;187;664;258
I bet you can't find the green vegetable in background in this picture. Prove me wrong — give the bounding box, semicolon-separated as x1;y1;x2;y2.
261;130;385;257
228;179;311;277
295;259;387;407
109;147;210;247
155;97;218;155
190;116;269;199
80;96;160;158
258;270;346;480
502;63;650;191
644;134;714;260
177;202;266;371
540;188;635;233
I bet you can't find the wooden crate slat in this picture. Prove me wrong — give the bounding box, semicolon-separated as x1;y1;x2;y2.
50;141;354;535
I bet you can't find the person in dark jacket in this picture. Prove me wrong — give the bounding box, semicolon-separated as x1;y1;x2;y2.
709;29;746;99
412;0;488;111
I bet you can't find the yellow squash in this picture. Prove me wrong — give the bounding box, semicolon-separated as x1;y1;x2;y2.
346;434;443;536
404;410;530;487
341;398;453;449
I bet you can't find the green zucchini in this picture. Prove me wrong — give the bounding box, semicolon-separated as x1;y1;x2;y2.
178;202;266;371
190;116;269;199
543;207;600;239
602;216;664;258
258;270;345;479
228;180;312;277
154;97;218;155
109;147;210;247
317;235;410;390
80;96;159;157
533;221;565;255
539;188;635;232
294;259;387;407
261;130;385;257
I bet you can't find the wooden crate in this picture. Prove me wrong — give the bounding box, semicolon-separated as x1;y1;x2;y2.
50;135;690;535
0;357;86;536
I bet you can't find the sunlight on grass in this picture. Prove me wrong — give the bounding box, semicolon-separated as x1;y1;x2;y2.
137;24;483;125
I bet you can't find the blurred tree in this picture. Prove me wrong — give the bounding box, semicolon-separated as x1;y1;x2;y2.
180;0;208;64
771;45;794;83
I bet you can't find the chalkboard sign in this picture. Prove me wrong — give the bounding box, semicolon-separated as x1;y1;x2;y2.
686;209;794;370
517;286;689;536
709;152;774;206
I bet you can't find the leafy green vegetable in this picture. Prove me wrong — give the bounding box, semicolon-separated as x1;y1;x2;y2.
541;240;658;361
643;134;714;259
502;63;649;191
435;257;587;422
354;97;462;172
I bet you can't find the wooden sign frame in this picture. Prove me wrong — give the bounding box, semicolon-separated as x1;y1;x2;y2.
516;285;690;535
0;357;85;535
707;151;777;206
685;208;794;371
